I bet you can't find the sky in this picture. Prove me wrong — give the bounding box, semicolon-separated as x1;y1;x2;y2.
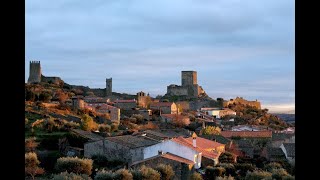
25;0;295;113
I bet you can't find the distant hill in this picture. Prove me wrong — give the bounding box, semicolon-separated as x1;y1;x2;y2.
272;113;295;122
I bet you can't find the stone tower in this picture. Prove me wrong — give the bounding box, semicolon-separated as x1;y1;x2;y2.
27;61;42;83
106;78;112;96
181;71;197;86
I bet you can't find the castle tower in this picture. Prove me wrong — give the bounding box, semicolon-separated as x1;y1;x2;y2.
27;61;42;83
181;71;197;86
106;78;112;96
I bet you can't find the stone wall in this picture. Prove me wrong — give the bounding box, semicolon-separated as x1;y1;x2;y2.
84;140;143;163
41;76;64;86
167;85;189;96
224;97;261;109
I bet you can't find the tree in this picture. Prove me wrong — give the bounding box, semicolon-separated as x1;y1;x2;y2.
55;157;93;175
172;116;190;128
53;171;92;180
81;114;98;131
264;162;282;172
98;124;111;133
94;169;133;180
155;164;174;180
189;172;203;180
25;152;45;180
115;169;133;180
201;126;221;135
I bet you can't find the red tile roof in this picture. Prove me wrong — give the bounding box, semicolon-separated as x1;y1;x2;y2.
130;152;195;166
221;130;272;138
114;99;137;103
162;152;195;165
150;102;174;107
172;136;221;159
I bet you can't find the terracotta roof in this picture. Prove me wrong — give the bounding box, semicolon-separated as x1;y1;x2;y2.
162;153;195;165
114;99;137;103
172;136;221;159
150;102;174;107
106;135;160;149
130;152;194;166
221;130;272;138
96;104;118;110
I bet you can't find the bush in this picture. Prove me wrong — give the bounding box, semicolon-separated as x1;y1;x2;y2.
55;157;93;175
25;152;45;180
218;152;236;163
234;163;255;177
94;169;115;180
114;169;133;180
111;123;119;132
245;171;272;180
98;124;111;133
81;114;98;131
155;164;174;180
131;169;143;180
53;171;92;180
201;126;221;135
215;176;235;180
218;163;236;176
140;165;161;180
189;172;203;180
264;162;282;172
25;137;38;152
132;114;145;124
271;168;289;180
91;154;109;168
205;166;225;179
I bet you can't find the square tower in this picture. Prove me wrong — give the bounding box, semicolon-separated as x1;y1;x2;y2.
106;78;112;96
27;61;42;83
181;71;197;86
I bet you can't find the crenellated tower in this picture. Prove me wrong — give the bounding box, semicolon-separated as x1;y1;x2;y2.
27;61;42;83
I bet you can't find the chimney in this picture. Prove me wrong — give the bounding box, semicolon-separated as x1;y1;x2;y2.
158;150;163;155
193;137;197;148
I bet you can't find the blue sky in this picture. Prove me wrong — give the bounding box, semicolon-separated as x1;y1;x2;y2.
25;0;295;113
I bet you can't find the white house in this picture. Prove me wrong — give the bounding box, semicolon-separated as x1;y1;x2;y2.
200;108;236;119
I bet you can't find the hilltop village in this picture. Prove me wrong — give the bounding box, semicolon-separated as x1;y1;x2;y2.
25;61;295;180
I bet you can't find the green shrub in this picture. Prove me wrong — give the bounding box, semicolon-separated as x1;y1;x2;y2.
52;171;92;180
234;163;255;177
94;169;115;180
218;163;236;176
189;172;203;180
140;165;161;180
264;162;282;172
130;169;143;180
245;171;272;180
55;157;93;175
155;164;174;180
271;168;289;180
114;169;133;180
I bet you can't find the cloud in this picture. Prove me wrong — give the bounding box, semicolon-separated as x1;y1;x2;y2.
25;0;294;112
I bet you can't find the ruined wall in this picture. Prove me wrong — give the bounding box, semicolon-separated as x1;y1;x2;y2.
224;97;261;109
167;85;189;96
28;61;42;83
41;76;64;86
